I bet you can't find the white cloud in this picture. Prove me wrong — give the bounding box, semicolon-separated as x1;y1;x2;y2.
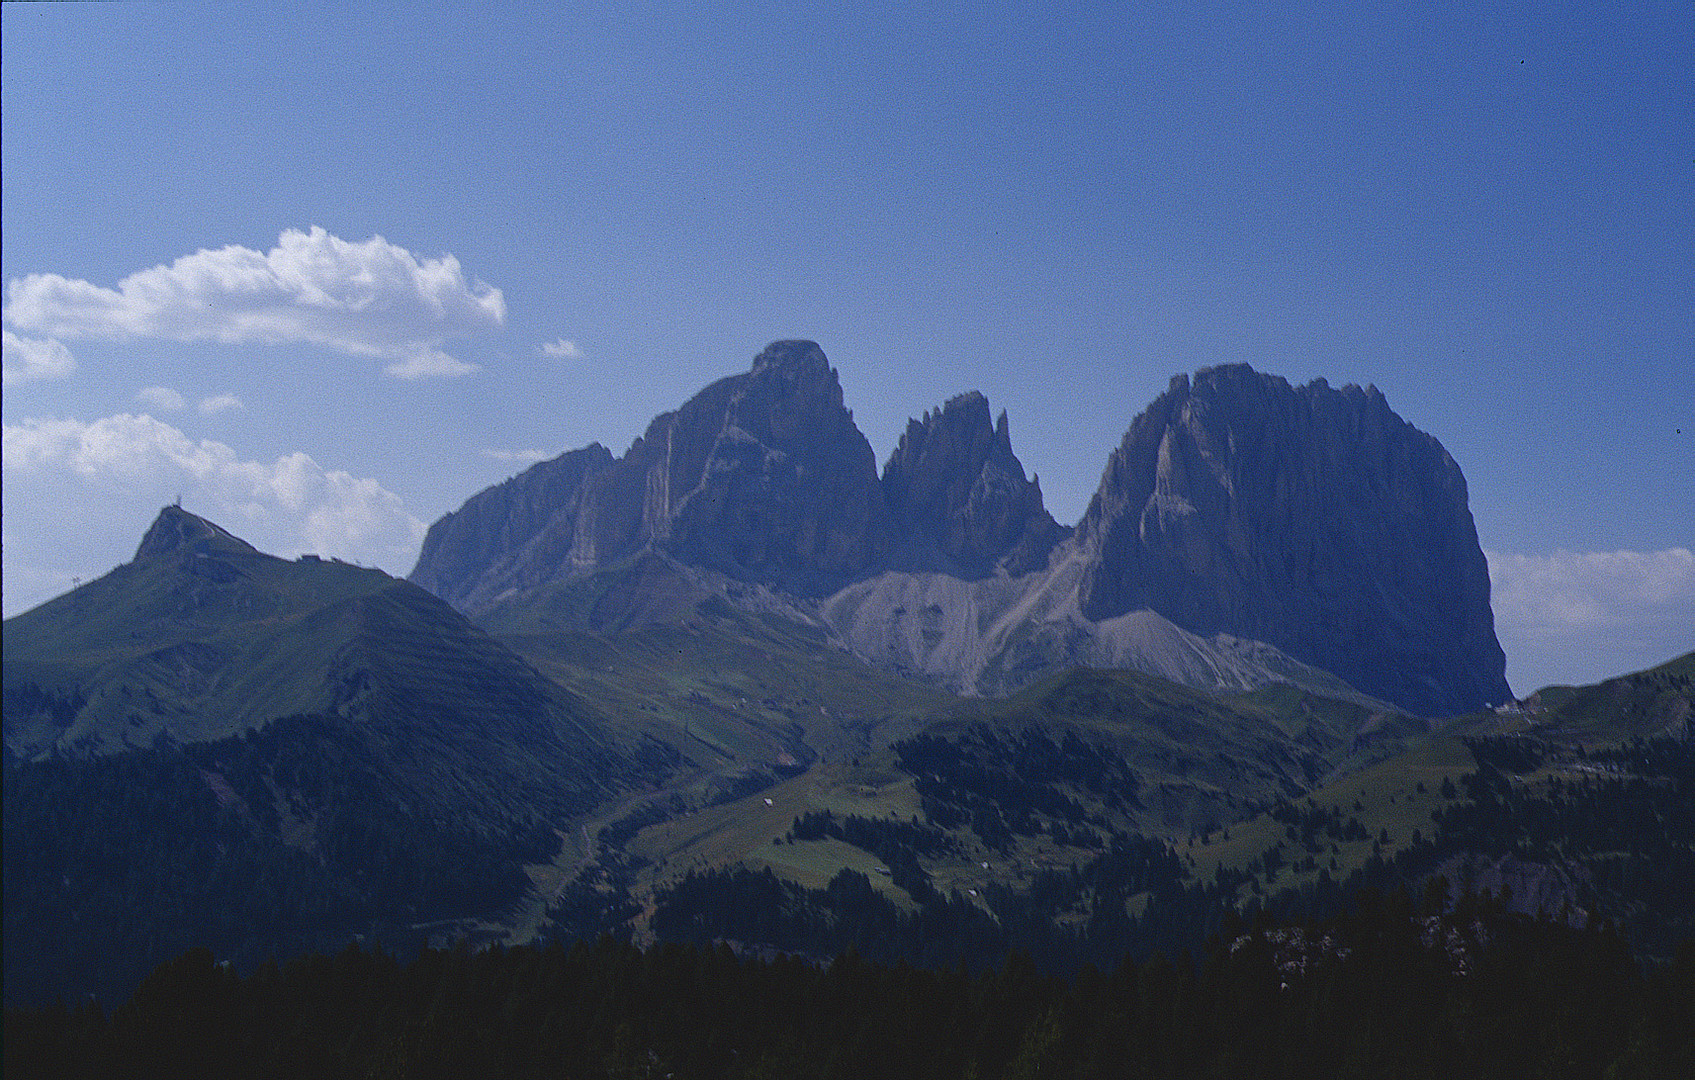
198;393;244;415
3;227;503;378
2;330;77;385
482;448;555;464
137;386;188;411
384;348;480;379
540;338;583;359
1487;547;1695;691
1487;548;1695;634
3;413;425;565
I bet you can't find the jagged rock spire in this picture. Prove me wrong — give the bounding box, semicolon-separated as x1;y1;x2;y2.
882;391;1066;578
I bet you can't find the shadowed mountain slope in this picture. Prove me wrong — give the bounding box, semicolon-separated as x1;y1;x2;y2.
411;343;1510;716
2;506;650;811
3;506;680;1004
1074;366;1510;715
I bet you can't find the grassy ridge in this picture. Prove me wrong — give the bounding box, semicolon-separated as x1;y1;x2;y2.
7;510;1690;1004
1519;651;1694;738
3;545;396;755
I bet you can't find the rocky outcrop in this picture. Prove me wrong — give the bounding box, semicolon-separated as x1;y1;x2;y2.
413;344;1074;612
134;504;260;560
881;392;1068;578
652;340;890;594
411;341;890;608
412;346;1510;715
1073;365;1509;715
409;444;615;611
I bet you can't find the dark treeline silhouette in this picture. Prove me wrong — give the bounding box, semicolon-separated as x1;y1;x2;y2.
8;898;1691;1079
788;807;962;857
894;725;1135;850
654;829;1192;975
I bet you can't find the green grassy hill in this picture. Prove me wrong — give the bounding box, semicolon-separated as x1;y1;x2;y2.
1169;654;1695;958
548;651;1690;971
2;506;649;806
5;508;1689;1002
1519;650;1694;738
522;661;1432;950
1;508;676;1004
4;515;394;757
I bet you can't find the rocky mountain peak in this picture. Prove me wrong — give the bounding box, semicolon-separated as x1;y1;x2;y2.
133;505;259;561
882;391;1066;578
408;344;1509;715
411;342;889;606
655;341;887;594
750;338;833;381
715;339;854;450
1076;363;1508;715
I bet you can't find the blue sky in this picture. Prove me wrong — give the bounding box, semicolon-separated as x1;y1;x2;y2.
3;2;1690;694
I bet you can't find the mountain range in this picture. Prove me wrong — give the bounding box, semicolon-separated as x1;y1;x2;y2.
413;340;1508;716
6;340;1686;1009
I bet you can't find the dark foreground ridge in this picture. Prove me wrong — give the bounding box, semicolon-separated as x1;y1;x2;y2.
7;899;1688;1080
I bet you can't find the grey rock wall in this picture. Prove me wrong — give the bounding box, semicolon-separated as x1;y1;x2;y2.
409;444;615;611
411;346;1511;715
1074;364;1509;715
411;341;890;606
881;391;1068;578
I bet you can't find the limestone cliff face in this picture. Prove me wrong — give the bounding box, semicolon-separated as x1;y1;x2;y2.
648;339;890;595
409;444;615;611
410;341;889;608
881;392;1068;578
412;346;1511;715
1073;364;1510;715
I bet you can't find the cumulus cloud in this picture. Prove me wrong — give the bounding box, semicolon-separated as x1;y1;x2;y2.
1487;547;1695;691
137;386;187;411
1488;548;1695;634
540;338;583;359
198;393;244;415
2;330;77;385
482;448;555;464
3;227;503;378
3;413;425;564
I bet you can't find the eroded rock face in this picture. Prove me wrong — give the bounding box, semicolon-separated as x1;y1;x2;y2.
413;347;1510;715
654;340;891;595
410;445;615;611
1074;364;1510;715
411;341;890;607
881;392;1068;578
